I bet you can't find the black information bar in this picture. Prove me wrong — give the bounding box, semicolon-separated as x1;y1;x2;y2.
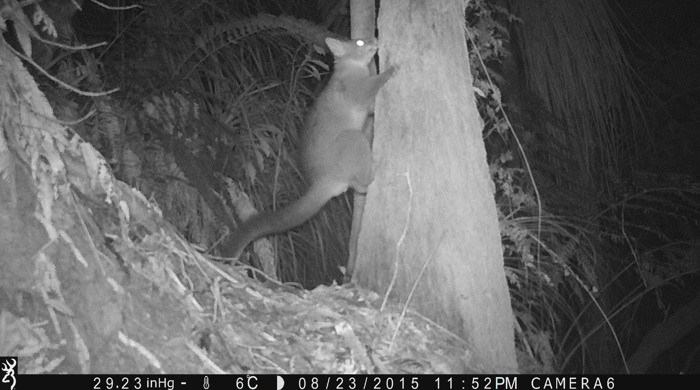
10;374;694;390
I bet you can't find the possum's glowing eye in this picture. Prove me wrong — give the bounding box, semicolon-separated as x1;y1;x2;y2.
356;40;365;47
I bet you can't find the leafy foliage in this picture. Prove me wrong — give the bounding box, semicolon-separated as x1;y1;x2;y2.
470;0;700;374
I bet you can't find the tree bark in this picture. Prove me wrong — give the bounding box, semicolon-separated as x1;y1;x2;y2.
353;0;518;372
350;0;375;38
346;0;377;281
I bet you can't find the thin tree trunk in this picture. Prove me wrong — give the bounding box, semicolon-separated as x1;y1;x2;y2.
350;0;375;38
353;0;518;372
346;0;376;281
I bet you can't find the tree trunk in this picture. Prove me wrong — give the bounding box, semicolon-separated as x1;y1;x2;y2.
353;0;518;372
346;0;377;281
349;0;375;38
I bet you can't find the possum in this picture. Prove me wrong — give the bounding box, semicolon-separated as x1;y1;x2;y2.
225;37;397;259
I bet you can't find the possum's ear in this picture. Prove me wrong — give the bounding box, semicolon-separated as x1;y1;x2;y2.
325;37;346;57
